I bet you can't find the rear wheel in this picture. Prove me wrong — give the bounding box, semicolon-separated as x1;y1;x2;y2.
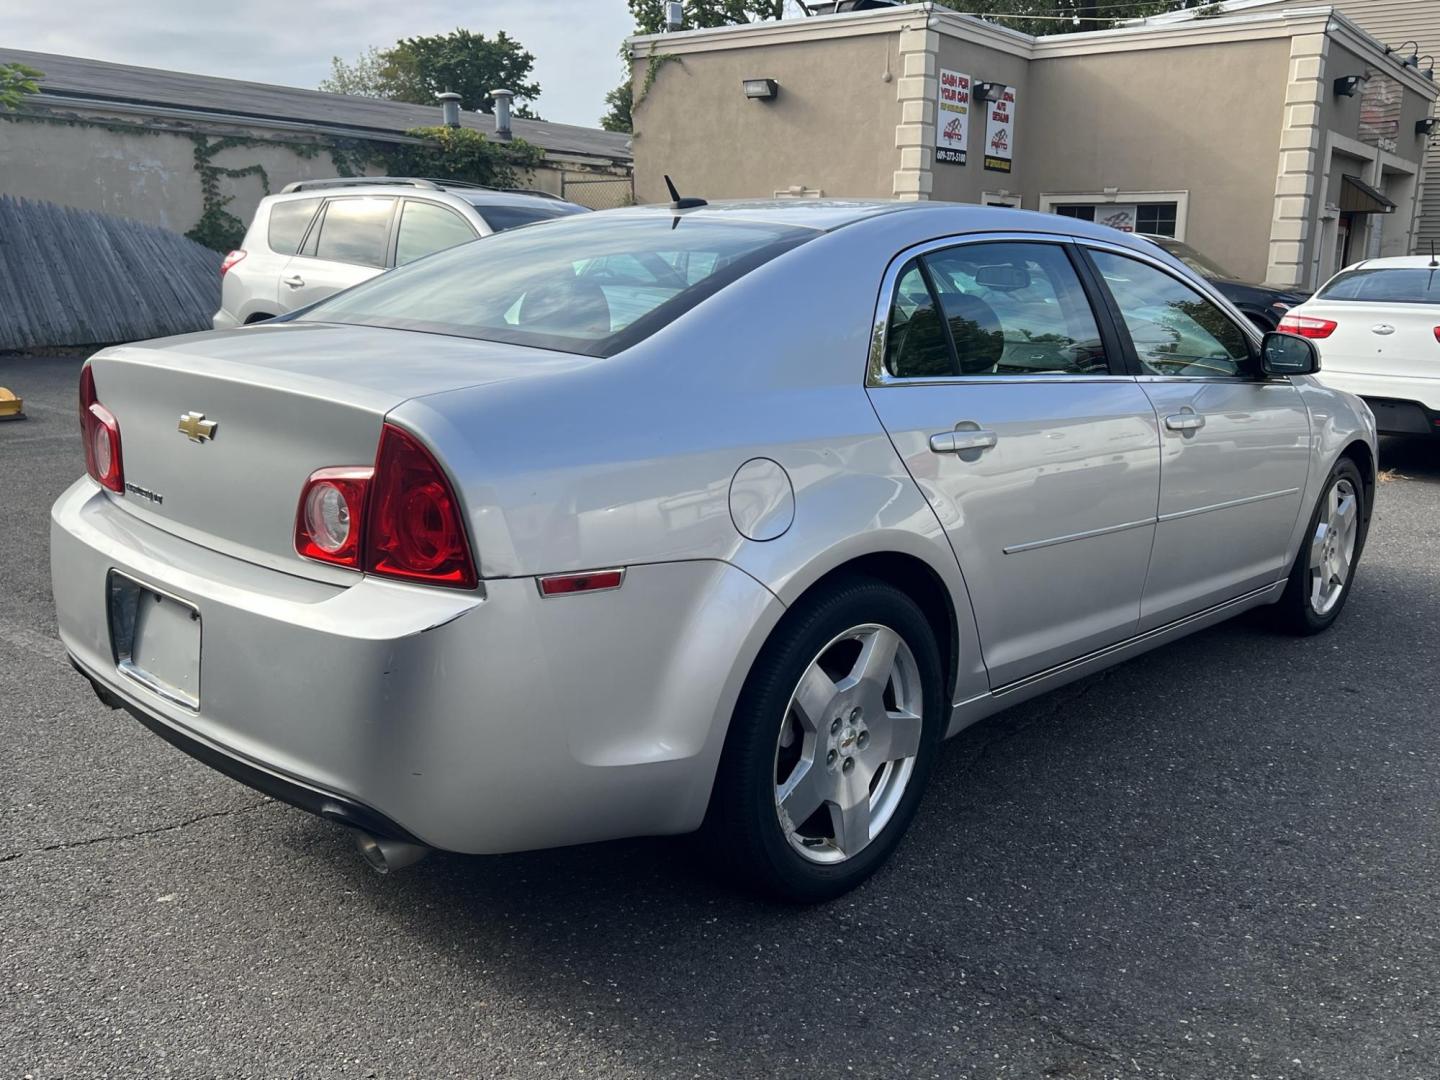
1269;458;1366;634
707;578;944;902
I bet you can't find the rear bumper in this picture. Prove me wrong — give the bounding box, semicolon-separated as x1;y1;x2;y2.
1318;369;1440;431
211;309;240;331
51;479;784;853
70;654;424;843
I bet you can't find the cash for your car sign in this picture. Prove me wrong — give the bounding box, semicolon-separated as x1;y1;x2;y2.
936;69;970;166
983;85;1016;173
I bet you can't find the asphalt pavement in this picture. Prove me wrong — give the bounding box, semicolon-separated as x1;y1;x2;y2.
2;352;1438;1079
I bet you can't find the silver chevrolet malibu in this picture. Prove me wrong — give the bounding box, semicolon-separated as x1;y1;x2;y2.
53;200;1376;901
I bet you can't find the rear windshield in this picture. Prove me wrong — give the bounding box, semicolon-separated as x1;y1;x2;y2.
1317;267;1440;304
477;203;587;232
298;214;816;356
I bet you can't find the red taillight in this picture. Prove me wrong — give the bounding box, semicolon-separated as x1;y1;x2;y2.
538;570;625;597
295;467;373;568
1277;314;1337;339
219;250;246;277
78;365;123;493
366;424;477;588
294;426;476;588
1433;326;1440;344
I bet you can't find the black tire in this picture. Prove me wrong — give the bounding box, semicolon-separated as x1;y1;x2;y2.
705;577;945;903
1268;457;1367;635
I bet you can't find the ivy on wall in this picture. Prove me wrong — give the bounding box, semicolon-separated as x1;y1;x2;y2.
387;127;543;186
186;135;272;252
1;110;549;253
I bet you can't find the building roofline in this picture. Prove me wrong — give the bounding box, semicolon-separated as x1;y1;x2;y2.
626;0;1434;99
0;46;635;162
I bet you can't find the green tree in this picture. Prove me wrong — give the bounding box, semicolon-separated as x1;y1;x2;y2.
0;62;42;110
319;47;386;97
322;30;541;116
602;0;783;131
601;82;633;133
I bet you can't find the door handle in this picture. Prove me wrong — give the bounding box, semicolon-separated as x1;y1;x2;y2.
930;428;999;454
282;274;305;288
1164;412;1205;432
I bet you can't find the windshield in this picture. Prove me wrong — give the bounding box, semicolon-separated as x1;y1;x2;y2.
1152;237;1237;281
1317;266;1440;304
299;214;816;356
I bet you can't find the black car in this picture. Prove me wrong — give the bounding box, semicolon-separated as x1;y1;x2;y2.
1139;235;1309;332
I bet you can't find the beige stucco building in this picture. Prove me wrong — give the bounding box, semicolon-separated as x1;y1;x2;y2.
627;2;1436;290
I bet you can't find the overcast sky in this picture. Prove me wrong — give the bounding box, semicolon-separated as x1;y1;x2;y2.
3;0;644;128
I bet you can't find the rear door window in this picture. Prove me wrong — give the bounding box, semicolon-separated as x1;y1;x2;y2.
884;241;1112;378
310;197;396;268
267;198;321;255
395;200;477;266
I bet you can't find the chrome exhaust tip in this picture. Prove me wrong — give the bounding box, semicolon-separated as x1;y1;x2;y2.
353;830;431;874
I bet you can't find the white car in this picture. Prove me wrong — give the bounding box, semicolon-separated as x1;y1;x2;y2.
212;177;588;329
1280;255;1440;438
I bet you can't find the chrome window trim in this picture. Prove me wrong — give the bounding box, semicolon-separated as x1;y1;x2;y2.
867;231;1136;388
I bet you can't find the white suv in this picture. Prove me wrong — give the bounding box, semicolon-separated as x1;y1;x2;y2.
213;178;588;328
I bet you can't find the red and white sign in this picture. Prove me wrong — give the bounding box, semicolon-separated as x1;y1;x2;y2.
936;68;970;166
983;85;1016;173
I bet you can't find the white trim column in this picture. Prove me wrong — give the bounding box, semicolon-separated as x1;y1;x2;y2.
892;25;937;201
1265;31;1329;288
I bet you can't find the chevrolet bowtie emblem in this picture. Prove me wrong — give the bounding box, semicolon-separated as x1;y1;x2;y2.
178;411;218;442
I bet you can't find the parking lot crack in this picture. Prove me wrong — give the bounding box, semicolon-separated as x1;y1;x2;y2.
0;798;273;864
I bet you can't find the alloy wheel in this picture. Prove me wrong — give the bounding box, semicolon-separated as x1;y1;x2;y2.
1308;477;1359;616
773;623;924;864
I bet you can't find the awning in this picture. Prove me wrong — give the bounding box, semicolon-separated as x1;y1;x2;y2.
1339;174;1396;215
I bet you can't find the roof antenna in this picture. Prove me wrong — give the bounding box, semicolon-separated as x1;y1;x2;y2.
664;174;708;210
1430;239;1438;269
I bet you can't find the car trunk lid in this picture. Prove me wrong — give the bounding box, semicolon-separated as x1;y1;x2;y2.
87;322;594;582
1304;300;1440;380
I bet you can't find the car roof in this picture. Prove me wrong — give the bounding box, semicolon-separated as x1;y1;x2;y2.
262;180;578;209
1341;255;1440;271
453;190;587;212
591;199;1171;252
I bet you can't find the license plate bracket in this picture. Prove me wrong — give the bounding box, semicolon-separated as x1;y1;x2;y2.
108;571;201;710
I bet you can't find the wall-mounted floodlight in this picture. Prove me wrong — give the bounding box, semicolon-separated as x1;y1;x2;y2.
1419;56;1435;81
973;81;1006;104
1417;117;1437;137
742;78;779;100
1333;74;1365;98
1385;40;1420;67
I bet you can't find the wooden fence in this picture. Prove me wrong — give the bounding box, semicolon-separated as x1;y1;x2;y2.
0;195;221;351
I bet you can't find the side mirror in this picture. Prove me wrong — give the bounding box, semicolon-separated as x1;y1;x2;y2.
1260;331;1319;376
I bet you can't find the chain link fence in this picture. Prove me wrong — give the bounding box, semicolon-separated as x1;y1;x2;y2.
560;173;636;210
